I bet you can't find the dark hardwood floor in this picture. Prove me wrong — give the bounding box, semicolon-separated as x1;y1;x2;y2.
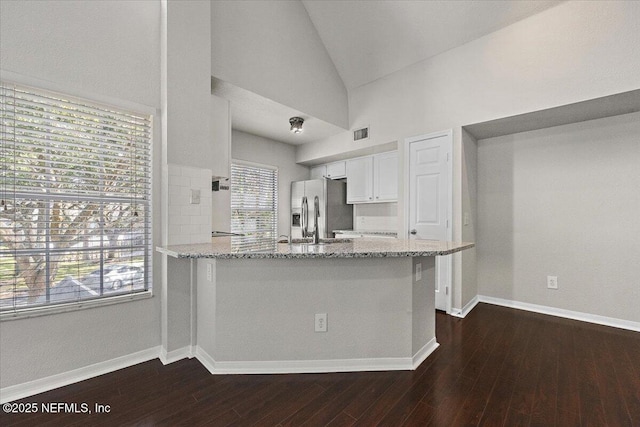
2;303;639;426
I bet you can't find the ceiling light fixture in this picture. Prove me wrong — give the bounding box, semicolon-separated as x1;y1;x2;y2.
289;117;304;134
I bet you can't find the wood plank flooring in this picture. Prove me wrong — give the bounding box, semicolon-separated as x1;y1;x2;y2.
2;303;638;426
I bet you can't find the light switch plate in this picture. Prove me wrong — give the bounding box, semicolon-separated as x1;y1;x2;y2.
190;189;201;204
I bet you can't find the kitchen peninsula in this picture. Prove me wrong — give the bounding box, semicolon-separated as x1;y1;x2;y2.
157;238;473;374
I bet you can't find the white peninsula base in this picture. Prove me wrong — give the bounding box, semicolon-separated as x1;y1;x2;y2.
194;256;437;374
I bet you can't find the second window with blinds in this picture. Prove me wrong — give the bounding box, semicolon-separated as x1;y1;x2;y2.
230;162;278;251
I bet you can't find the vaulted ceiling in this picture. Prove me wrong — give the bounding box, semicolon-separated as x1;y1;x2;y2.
226;0;564;144
302;0;562;90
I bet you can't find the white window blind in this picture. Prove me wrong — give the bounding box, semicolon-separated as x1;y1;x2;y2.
0;81;152;317
230;163;277;251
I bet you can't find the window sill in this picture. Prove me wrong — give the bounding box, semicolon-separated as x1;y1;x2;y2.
0;291;154;322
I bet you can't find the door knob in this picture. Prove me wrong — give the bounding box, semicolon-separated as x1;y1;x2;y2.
410;229;417;235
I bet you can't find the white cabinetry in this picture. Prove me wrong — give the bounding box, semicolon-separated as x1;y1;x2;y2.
346;151;397;204
346;156;374;203
310;161;346;180
373;151;398;202
325;161;346;179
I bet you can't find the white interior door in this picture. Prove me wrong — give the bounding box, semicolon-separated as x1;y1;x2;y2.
408;132;452;312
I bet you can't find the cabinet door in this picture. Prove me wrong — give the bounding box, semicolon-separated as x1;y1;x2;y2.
374;151;398;202
325;161;346;179
310;165;326;180
346;156;373;203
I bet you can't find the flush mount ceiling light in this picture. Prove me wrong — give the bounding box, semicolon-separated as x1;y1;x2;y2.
289;117;304;134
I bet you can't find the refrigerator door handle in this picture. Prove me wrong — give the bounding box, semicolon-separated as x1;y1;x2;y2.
313;195;320;244
301;196;308;237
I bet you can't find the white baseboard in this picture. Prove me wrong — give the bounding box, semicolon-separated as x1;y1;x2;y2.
0;346;161;404
194;345;432;375
411;338;439;369
194;346;217;374
478;295;640;332
1;340;437;403
159;345;195;365
11;295;631;404
450;295;479;318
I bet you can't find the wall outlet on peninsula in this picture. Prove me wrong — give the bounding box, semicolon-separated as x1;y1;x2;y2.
315;313;327;332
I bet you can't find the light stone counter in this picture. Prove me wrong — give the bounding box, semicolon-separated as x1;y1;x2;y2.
156;237;474;259
158;237;474;376
333;229;398;237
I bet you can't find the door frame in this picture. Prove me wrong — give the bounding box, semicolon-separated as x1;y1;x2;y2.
403;129;453;314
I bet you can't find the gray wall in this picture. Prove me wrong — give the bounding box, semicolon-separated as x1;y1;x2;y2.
297;1;640;313
207;257;415;361
0;0;162;388
477;112;640;323
211;0;348;129
460;129;478;309
164;0;213;170
230;130;310;237
298;1;640;164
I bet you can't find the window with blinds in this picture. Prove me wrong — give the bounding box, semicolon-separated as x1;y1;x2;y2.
0;81;152;317
230;162;277;251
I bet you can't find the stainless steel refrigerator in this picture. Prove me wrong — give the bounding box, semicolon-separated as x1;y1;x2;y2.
290;179;353;240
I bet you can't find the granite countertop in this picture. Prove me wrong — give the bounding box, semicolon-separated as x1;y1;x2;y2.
333;230;398;237
157;237;474;259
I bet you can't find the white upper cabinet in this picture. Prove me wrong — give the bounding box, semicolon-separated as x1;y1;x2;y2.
373;151;398;202
310;161;346;180
346;156;374;203
325;161;346;179
346;151;397;204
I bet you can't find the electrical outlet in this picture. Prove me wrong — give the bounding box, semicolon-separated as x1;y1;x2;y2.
547;275;558;289
464;212;470;226
206;263;212;282
415;263;422;281
315;313;327;332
